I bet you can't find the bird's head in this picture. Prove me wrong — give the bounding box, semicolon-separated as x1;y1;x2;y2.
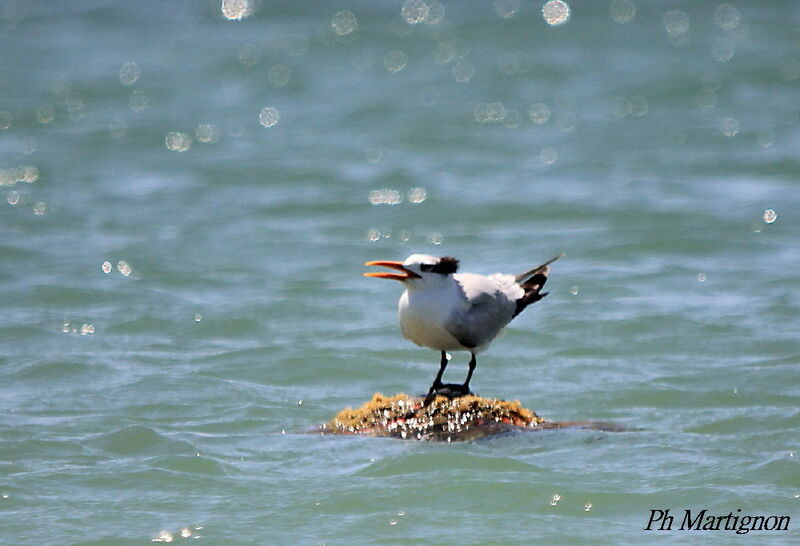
364;254;460;284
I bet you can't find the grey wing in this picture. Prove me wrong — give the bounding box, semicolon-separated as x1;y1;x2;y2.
445;279;516;349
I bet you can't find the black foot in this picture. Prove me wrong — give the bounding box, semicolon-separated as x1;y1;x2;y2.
423;383;474;406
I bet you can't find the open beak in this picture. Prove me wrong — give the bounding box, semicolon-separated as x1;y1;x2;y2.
363;260;421;281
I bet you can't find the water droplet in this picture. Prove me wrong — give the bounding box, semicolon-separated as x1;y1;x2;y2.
194;313;202;322
697;272;707;283
180;528;192;538
33;201;46;215
7;191;20;205
258;107;280;128
430;232;443;245
62;321;70;333
332;11;358;36
584;503;593;511
117;260;132;277
762;209;777;224
366;228;381;242
221;0;253;20
401;0;429;24
720;117;739;137
570;285;579;295
389;520;398;526
529;103;551;124
542;0;570;26
384;50;408;73
494;0;520;19
119;62;141;86
165;131;192;152
80;323;95;335
610;0;635;24
297;399;303;406
550;493;561;506
102;261;112;274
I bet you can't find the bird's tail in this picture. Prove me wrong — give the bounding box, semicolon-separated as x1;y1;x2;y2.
513;253;563;317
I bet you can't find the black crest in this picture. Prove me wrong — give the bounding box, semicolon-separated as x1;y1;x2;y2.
430;256;459;275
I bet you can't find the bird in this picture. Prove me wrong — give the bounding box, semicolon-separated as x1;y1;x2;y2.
364;253;561;402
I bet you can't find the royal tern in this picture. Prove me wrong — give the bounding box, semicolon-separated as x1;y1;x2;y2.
364;253;561;401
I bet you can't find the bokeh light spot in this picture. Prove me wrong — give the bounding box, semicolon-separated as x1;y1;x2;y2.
610;0;635;23
36;104;55;124
762;209;777;224
542;0;570;26
220;0;252;20
720;117;739;137
452;60;474;83
117;260;132;277
119;62;141;86
494;0;520;19
165;131;192;152
332;11;358;36
407;187;427;204
714;4;741;30
129;90;149;112
268;64;290;87
529;103;551;124
401;0;429;24
195;124;220;144
384;50;408;73
540;147;558;165
258;107;280;128
0;111;12;130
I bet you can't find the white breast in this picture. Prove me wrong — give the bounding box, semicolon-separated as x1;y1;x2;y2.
397;285;468;351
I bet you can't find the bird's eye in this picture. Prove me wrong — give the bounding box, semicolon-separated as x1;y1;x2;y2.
420;264;433;272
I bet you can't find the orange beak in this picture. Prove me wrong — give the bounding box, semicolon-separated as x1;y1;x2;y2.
363;260;421;281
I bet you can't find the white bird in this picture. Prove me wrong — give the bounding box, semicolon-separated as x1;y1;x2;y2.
364;253;561;401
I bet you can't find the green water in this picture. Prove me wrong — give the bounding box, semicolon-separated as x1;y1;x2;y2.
1;1;798;543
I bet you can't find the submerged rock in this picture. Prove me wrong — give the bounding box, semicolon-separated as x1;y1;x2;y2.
321;393;535;441
320;393;625;441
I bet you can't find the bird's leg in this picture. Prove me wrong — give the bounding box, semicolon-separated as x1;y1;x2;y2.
423;351;449;406
432;351;448;389
460;353;477;394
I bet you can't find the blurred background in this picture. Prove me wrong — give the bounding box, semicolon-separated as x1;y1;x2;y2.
1;0;798;543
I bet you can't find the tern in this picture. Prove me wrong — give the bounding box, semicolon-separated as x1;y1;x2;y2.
364;253;561;402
